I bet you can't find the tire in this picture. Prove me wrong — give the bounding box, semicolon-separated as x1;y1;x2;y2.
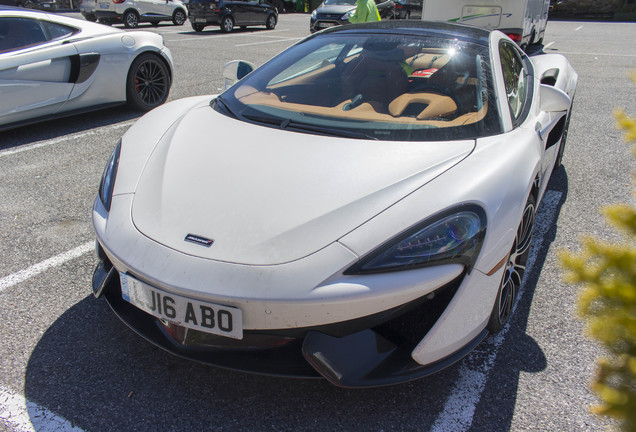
126;53;171;111
150;21;160;27
220;15;234;33
192;23;204;32
487;193;536;333
173;9;186;26
98;18;111;25
265;14;276;30
123;10;139;28
85;14;97;22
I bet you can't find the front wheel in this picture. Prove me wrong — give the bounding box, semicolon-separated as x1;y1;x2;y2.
123;10;139;28
265;14;276;29
487;194;536;333
220;15;234;32
192;23;204;32
126;53;171;111
173;9;186;25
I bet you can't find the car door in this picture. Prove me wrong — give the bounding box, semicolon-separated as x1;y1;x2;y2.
249;0;269;24
499;40;558;191
0;17;79;126
227;0;250;24
146;0;172;19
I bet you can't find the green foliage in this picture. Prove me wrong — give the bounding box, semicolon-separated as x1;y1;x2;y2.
560;74;636;432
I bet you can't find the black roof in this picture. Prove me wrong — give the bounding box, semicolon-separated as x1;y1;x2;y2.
316;20;491;46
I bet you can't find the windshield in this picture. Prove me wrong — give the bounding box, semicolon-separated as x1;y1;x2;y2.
217;32;502;141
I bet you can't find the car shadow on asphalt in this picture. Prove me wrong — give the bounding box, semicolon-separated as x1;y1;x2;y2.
0;106;143;151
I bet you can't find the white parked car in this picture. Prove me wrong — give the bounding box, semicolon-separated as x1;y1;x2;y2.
0;7;173;131
92;21;577;387
94;0;188;28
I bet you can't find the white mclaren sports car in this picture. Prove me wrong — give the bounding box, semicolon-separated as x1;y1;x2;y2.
92;21;577;387
0;7;173;131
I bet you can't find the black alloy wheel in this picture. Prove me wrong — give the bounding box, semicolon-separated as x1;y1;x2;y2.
173;9;186;25
221;15;234;32
126;53;170;111
487;194;536;333
123;10;139;28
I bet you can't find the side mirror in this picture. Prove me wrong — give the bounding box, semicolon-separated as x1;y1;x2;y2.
222;60;255;90
539;84;571;112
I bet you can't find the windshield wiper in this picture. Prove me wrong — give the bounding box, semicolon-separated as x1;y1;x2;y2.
212;96;240;120
285;120;378;140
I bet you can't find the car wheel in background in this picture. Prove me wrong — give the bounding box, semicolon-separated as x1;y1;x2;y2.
266;14;276;29
487;193;536;333
126;53;170;111
173;9;186;25
85;14;97;22
220;15;234;32
150;20;160;26
123;10;139;28
192;23;204;32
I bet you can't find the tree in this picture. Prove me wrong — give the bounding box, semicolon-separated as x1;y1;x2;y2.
560;72;636;432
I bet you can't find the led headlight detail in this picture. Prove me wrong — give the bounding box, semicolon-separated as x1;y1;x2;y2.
99;141;121;212
346;205;486;274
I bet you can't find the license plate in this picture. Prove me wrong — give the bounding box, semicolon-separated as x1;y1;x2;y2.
195;18;207;22
120;273;243;340
318;22;335;28
99;3;109;8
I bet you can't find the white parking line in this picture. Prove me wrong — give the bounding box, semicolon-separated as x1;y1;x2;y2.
0;386;86;432
0;121;134;159
575;25;583;31
431;190;562;431
0;242;93;294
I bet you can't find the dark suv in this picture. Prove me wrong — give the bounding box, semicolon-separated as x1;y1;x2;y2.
187;0;277;32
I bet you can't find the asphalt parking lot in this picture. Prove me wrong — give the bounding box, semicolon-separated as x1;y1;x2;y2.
1;13;636;432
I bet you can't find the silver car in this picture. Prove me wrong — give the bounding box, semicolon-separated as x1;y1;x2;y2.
0;7;174;131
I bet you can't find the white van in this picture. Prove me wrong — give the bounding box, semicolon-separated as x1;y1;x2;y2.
421;0;551;49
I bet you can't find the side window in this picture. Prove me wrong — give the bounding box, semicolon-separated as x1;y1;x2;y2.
0;17;47;53
499;41;529;124
41;21;76;41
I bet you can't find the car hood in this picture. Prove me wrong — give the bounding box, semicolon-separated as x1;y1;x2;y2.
131;104;475;265
316;4;355;14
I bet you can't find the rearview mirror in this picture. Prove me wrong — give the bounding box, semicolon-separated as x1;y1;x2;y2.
539;84;571;112
222;60;255;90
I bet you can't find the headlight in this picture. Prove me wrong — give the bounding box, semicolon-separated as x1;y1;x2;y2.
341;10;352;20
311;10;317;19
345;205;486;274
98;141;121;212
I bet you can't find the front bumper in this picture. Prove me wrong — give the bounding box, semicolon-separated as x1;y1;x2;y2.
93;244;489;387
